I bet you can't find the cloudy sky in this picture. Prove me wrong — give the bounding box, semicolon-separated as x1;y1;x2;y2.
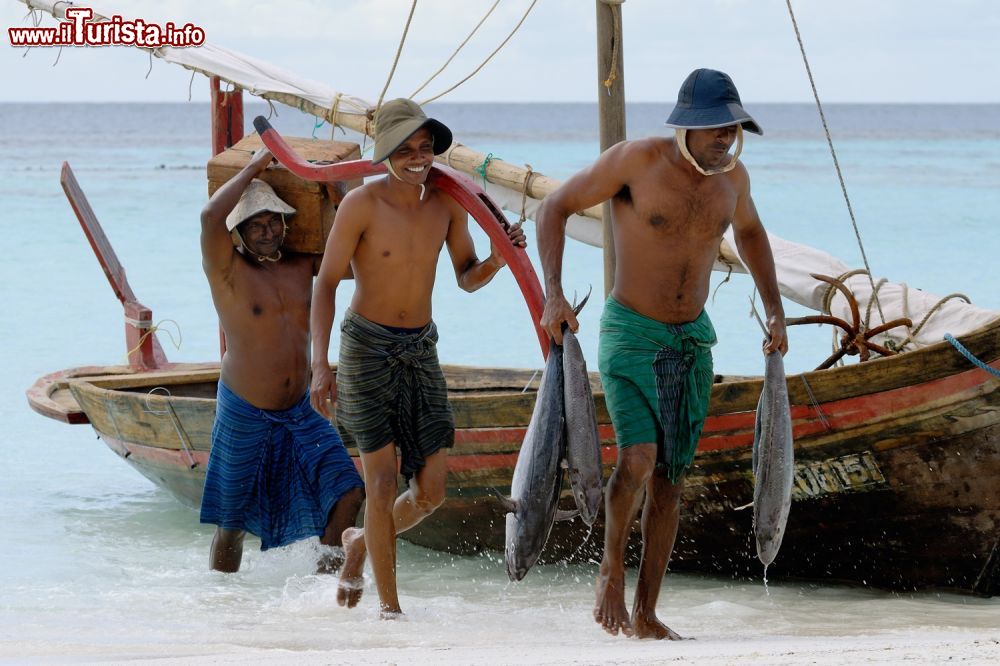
2;0;999;103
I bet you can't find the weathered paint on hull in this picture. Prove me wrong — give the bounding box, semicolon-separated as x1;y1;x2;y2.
54;322;1000;595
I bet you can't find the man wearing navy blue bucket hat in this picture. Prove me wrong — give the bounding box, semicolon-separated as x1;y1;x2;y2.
538;69;787;640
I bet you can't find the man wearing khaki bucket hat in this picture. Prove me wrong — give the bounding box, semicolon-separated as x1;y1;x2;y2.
537;69;786;640
310;98;527;618
199;147;364;579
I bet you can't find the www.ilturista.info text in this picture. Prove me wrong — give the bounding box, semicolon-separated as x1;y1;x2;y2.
8;7;205;48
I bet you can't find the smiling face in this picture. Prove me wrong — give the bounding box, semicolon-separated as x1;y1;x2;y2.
237;211;284;258
684;125;739;169
388;127;434;185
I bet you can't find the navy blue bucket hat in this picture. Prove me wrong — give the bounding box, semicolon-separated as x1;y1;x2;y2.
665;69;762;135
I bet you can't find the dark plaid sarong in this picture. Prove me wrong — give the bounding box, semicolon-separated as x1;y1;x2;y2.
336;309;454;481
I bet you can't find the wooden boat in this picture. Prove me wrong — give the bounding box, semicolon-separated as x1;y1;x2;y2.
29;312;1000;596
21;0;1000;597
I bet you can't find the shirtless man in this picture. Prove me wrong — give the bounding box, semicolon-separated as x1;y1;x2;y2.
537;69;788;639
310;98;526;617
199;148;364;575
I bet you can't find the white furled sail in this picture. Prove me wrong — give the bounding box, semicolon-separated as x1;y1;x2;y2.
18;0;997;349
719;228;998;349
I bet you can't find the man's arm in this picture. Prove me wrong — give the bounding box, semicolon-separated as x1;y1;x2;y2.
201;149;274;279
536;141;640;344
445;197;527;293
309;189;367;417
730;167;788;356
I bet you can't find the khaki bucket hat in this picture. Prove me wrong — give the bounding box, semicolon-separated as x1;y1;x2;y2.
372;98;453;164
225;178;296;231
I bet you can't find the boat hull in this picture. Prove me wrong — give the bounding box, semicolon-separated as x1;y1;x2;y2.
31;320;1000;595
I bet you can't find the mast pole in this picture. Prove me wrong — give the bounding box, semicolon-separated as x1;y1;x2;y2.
595;0;626;296
210;77;245;360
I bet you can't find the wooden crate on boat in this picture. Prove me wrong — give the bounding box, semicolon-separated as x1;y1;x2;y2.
207;135;362;254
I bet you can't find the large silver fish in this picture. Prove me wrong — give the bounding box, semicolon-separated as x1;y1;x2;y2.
562;328;603;526
752;351;795;567
499;341;568;581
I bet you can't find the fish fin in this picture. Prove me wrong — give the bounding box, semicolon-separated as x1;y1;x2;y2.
490;487;518;514
554;508;580;522
571;285;593;316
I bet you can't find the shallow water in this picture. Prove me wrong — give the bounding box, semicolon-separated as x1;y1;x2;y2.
2;102;999;661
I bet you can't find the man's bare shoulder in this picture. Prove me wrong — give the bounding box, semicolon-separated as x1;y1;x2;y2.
597;137;669;177
341;179;382;208
619;136;672;159
725;158;751;189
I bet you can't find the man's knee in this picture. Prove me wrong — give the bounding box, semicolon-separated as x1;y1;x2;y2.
410;477;445;515
651;468;686;500
612;445;657;490
365;471;398;512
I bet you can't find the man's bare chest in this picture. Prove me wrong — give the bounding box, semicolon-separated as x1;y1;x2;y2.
225;262;313;321
616;178;737;240
359;217;449;266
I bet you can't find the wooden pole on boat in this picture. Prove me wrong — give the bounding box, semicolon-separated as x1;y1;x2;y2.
596;0;626;296
210;77;245;359
210;77;245;156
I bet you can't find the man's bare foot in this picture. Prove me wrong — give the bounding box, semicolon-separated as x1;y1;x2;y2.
316;546;345;575
593;561;634;637
632;611;684;640
379;608;404;620
337;527;367;608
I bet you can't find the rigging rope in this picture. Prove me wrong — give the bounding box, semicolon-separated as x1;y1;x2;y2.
375;0;418;117
419;0;539;106
601;0;624;92
409;0;501;99
519;164;535;224
784;0;886;327
944;334;1000;379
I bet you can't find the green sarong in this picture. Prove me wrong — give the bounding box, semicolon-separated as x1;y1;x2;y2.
598;295;716;482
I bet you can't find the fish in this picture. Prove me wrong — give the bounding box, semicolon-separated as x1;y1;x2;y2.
752;350;795;568
561;312;603;526
498;341;570;581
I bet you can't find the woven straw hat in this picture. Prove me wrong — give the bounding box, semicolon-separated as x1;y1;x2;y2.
225;179;296;231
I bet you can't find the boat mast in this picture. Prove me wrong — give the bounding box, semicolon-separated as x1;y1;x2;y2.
209;76;245;359
595;0;626;296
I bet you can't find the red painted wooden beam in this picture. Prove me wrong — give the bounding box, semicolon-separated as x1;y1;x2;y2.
253;116;549;359
60;163;167;370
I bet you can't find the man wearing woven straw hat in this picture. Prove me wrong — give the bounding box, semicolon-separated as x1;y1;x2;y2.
537;69;787;640
199;147;364;578
310;98;526;618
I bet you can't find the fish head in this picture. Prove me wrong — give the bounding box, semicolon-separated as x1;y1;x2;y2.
582;484;604;525
504;513;530;582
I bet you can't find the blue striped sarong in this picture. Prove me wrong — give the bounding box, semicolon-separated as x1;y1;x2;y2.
200;381;364;550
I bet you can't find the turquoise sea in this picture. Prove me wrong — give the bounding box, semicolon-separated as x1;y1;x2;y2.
2;102;999;662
